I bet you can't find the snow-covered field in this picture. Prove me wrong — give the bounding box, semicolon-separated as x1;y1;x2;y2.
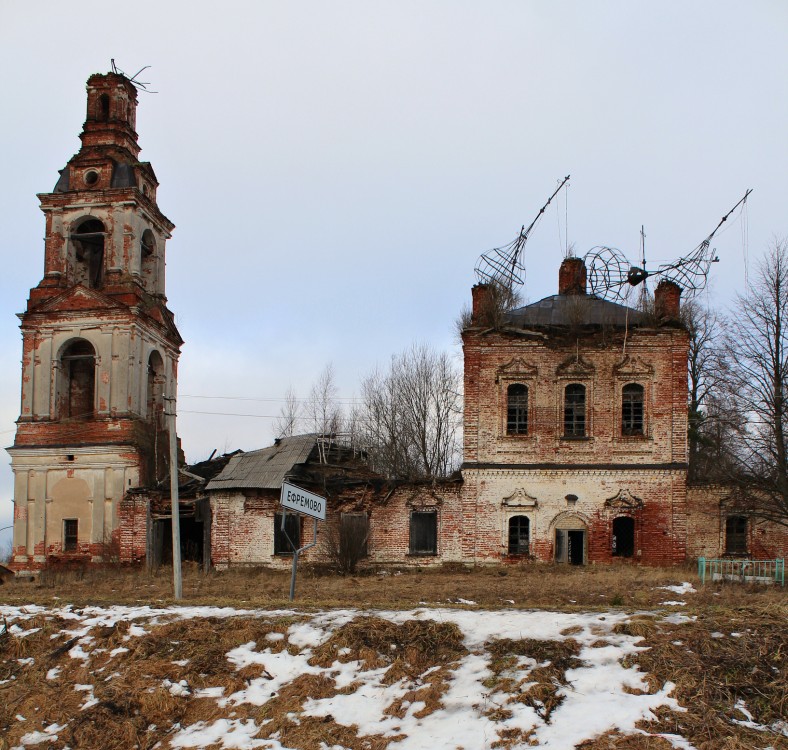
0;602;708;750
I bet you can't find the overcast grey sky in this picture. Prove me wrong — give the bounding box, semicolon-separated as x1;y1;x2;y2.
1;0;786;548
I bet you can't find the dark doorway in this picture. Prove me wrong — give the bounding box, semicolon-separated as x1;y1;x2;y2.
409;511;437;555
725;515;748;555
612;516;635;558
151;518;204;566
568;530;585;565
555;528;585;565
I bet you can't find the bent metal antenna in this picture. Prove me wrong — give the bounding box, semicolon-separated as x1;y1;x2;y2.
475;175;571;289
584;189;752;303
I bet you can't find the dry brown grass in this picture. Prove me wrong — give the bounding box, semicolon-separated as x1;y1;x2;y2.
1;564;786;749
1;559;766;611
621;601;788;750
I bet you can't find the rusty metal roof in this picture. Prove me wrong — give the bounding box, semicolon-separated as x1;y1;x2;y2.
505;294;644;328
205;434;318;491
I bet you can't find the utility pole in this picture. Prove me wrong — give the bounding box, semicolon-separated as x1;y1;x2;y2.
164;394;182;600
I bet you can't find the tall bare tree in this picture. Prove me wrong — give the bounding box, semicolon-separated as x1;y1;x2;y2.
683;300;730;480
273;386;301;439
724;240;788;526
306;363;343;437
358;344;461;479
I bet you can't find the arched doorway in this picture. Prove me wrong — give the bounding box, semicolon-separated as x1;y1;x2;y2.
554;514;587;565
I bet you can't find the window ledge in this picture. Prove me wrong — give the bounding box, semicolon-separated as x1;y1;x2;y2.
407;552;438;557
560;436;593;442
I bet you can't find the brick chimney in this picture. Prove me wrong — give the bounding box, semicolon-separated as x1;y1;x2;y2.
558;257;587;295
654;279;681;320
471;284;491;324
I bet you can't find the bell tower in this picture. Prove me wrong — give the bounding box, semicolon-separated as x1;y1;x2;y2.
8;72;183;572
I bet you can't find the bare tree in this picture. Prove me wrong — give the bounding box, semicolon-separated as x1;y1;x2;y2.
358;344;462;479
304;364;346;463
320;513;369;574
306;364;343;436
273;386;301;439
682;300;730;480
724;240;788;526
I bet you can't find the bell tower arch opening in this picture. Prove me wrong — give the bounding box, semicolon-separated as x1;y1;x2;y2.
98;93;110;121
141;228;157;291
57;339;96;420
71;218;105;288
147;350;165;424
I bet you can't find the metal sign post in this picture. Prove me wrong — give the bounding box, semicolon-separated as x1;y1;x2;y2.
280;481;326;601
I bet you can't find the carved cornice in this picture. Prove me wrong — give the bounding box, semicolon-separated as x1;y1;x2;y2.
556;355;595;377
497;357;538;380
604;488;644;510
502;487;538;507
613;355;654;378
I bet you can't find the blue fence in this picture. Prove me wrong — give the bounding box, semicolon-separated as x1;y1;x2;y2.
698;557;785;586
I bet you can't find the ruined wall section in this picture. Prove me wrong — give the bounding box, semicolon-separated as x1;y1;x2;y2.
209;482;463;570
686;485;788;559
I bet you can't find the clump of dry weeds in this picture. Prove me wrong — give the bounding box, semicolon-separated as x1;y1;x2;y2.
310;616;467;679
484;637;582;723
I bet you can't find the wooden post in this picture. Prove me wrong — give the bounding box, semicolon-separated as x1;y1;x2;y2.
165;394;182;600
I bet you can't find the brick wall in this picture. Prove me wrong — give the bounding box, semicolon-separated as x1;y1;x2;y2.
463;326;688;467
118;494;149;563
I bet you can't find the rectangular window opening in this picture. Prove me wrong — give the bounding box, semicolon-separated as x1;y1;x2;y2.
622;384;645;436
274;512;301;555
564;384;586;437
63;519;78;552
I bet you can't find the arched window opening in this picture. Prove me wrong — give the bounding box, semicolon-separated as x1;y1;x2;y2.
612;516;635;557
147;351;165;424
507;384;528;435
508;515;530;555
141;229;156;288
59;340;96;420
725;515;748;555
72;218;105;288
564;383;586;437
99;94;110;121
622;383;644;436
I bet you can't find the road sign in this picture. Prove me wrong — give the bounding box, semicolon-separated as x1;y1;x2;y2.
280;481;326;521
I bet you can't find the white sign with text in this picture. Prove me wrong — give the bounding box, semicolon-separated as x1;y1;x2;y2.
280;481;326;521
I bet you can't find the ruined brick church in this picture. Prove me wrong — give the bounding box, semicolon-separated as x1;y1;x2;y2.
8;73;786;574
